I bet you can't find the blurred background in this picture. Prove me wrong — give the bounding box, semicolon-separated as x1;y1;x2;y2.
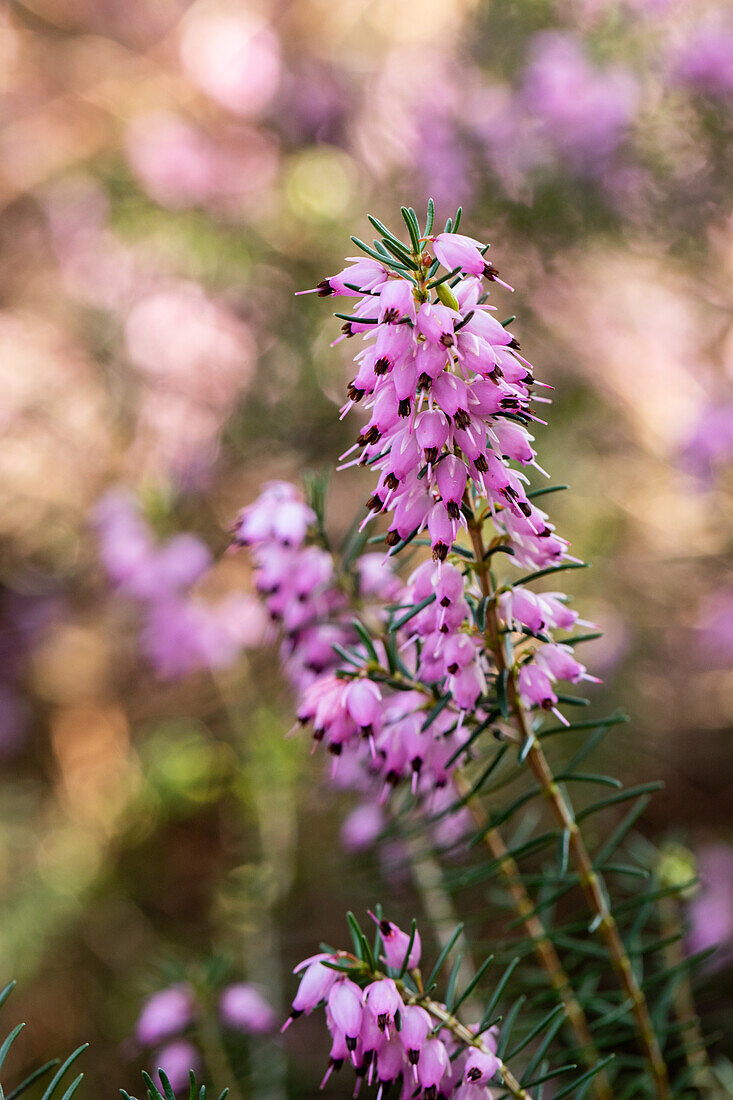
0;0;730;1095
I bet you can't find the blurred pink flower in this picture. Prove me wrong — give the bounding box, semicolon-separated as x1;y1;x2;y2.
152;1040;200;1094
44;177;139;311
131;394;223;487
672;23;733;100
679;401;733;486
688;844;733;965
124;282;255;405
340;802;384;852
136;985;194;1047
125;113;222;210
179;7;280;117
125;112;279;211
520;32;639;174
219;983;276;1034
695;588;733;667
140;593;267;679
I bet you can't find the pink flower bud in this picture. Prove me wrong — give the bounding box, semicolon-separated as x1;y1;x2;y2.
416;340;449;382
379;278;416;324
427;502;455;561
500;587;547;635
154;1040;200;1095
289;959;337;1019
492;420;535;465
399;1004;431;1063
345;679;382;730
443;633;477;674
416;409;450;460
341;802;384;852
468;379;506;416
536;643;600;685
417;301;459;345
466;309;513;347
328;980;364;1048
432;372;469;422
434;564;465;608
432;233;486;277
417;1037;449;1092
451;662;484;711
376;1035;406;1084
537;592;580;631
518;663;557;710
464;1047;501;1085
136;985;193;1046
364;978;403;1034
436;455;468;517
372;915;422;970
220;983;276;1035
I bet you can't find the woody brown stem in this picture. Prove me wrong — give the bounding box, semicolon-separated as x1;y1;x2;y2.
467;515;671;1100
658;896;718;1093
452;772;614;1100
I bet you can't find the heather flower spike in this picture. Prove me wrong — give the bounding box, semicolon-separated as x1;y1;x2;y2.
240;203;706;1100
283;914;519;1100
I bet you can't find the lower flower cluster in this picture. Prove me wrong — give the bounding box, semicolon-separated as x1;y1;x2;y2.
95;489;266;678
134;981;276;1092
284;915;501;1100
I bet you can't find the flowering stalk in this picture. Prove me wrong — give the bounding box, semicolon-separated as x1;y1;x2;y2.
295;202;698;1098
283;912;540;1100
236;482;612;1093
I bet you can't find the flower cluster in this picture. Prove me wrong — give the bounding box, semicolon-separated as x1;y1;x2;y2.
232;480;398;694
235;483;480;824
95;490;266;678
284;915;501;1100
135;981;276;1092
238;210;601;831
316;228;571;575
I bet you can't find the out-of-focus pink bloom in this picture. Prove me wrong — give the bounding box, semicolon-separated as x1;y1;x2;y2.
695;588;733;667
679;402;733;487
125;113;220;210
520;31;638;174
688;845;733;965
179;8;280;117
94;491;211;600
220;983;277;1034
137;986;193;1046
140;593;267;679
43;177;138;311
125;112;279;212
672;24;733;100
279;63;350;144
340;802;384;852
153;1040;200;1095
124;282;255;406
